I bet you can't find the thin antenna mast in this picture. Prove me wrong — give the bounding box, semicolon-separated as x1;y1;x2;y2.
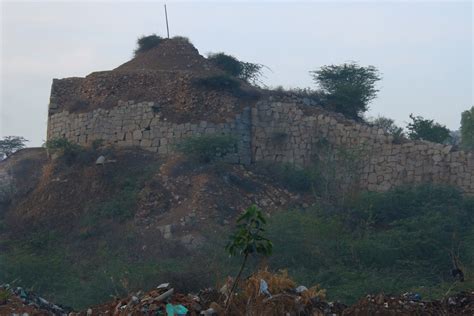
164;4;170;38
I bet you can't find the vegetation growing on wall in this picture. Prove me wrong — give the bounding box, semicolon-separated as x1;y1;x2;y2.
460;106;474;151
44;138;88;165
310;62;381;120
407;114;451;144
369;116;405;142
254;139;366;203
207;52;265;86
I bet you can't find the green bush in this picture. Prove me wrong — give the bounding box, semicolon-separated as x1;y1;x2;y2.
256;162;313;192
44;138;84;164
267;184;474;303
96;185;138;222
208;53;243;77
406;114;451;144
89;162;160;223
134;34;163;56
176;134;237;163
310;63;381;120
207;52;264;85
0;136;28;159
255;141;365;198
460;106;474;150
171;35;191;43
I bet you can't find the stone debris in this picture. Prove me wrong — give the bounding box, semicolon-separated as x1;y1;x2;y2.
0;284;71;315
1;282;473;315
343;292;474;316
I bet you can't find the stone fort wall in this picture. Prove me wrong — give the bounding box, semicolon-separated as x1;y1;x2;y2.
47;100;474;195
253;101;473;194
47;100;253;165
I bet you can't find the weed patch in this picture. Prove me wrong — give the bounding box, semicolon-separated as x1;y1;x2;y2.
176;134;237;163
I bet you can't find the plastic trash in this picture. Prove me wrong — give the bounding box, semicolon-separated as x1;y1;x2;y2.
200;308;216;315
166;303;188;316
156;288;174;302
295;285;308;293
259;279;272;297
402;292;422;302
96;155;106;165
157;283;170;289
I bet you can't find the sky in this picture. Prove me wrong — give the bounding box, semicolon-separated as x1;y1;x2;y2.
1;0;472;147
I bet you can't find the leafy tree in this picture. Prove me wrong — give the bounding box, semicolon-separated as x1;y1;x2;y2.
134;34;163;56
0;136;28;159
460;106;474;150
370;116;405;142
225;205;272;310
310;62;381;120
207;52;264;85
406;114;451;144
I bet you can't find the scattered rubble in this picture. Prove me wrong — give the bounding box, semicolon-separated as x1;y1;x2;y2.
0;284;71;315
1;281;473;316
343;291;474;316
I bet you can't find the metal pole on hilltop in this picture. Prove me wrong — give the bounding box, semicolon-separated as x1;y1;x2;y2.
164;4;170;38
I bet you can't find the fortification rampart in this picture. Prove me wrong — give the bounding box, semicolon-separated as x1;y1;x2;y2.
47;98;474;195
253;101;473;194
48;101;252;165
44;38;473;194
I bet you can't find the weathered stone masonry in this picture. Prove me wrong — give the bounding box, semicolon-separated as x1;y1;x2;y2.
48;100;253;165
47;100;474;195
253;101;474;194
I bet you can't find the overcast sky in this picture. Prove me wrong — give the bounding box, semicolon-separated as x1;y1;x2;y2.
1;0;472;146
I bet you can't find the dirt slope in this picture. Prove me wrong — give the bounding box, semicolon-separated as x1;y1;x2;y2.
113;38;219;75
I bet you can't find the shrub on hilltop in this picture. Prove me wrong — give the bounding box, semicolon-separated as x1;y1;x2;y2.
207;52;265;86
134;34;163;56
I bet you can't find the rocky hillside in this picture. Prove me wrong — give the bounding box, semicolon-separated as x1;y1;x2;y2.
0;145;313;309
1;143;473;312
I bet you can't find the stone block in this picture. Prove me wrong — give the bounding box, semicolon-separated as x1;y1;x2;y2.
132;130;142;140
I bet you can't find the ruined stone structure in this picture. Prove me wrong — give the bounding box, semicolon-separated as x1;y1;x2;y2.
48;100;253;165
46;39;474;195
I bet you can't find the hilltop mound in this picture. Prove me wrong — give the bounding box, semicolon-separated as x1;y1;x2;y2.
114;38;219;75
49;38;260;121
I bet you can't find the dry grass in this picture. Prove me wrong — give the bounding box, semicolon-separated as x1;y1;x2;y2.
225;267;326;316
